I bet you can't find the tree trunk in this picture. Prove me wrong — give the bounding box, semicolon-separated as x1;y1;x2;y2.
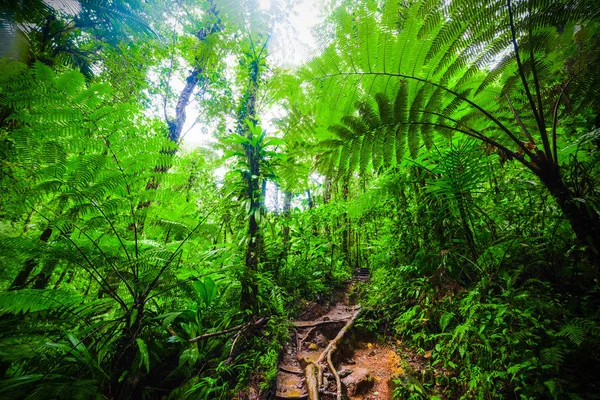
66;268;77;284
166;1;221;143
456;195;478;260
277;190;293;281
541;171;600;267
323;179;331;204
238;55;262;315
110;301;145;400
167;70;200;142
282;191;292;245
306;189;314;209
242;156;260;314
53;265;70;289
341;178;351;267
274;183;280;215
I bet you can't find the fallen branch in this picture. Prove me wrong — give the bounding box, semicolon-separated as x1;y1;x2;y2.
189;317;266;342
279;365;304;374
319;391;338;397
229;329;243;356
275;394;308;400
304;306;361;400
275;389;336;400
294;319;348;328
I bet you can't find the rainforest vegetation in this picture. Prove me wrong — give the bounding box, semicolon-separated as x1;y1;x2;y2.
1;0;600;399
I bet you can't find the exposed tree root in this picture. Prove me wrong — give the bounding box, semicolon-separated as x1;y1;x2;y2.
276;389;337;400
298;326;316;351
306;363;319;400
276;394;308;400
304;306;361;399
327;345;341;400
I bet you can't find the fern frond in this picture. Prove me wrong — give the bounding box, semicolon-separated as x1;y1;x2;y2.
556;324;585;346
0;289;81;315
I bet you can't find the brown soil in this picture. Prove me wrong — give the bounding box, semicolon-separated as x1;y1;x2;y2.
276;297;359;399
343;342;403;400
242;287;447;400
274;288;418;400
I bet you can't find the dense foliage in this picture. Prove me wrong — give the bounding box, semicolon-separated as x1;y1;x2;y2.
1;0;599;399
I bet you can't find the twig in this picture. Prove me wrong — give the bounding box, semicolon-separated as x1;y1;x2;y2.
279;365;304;374
298;326;316;351
276;394;308;400
229;329;243;357
319;391;338;397
295;329;300;354
189;317;265;342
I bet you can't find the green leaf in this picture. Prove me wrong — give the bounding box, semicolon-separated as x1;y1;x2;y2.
55;70;85;96
130;309;138;328
118;370;129;383
33;61;54;82
440;311;453;332
194;281;208;306
136;338;150;373
203;277;217;307
263;137;286;147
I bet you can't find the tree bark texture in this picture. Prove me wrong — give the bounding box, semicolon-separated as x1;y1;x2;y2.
166;1;221;143
539;168;600;267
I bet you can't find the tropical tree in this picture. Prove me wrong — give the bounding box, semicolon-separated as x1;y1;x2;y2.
2;1;600;399
157;0;224;143
0;0;156;77
296;0;600;263
0;59;218;398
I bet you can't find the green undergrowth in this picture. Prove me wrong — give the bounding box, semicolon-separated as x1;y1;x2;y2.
2;0;600;398
359;257;600;400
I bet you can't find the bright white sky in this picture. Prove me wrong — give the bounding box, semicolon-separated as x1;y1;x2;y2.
263;0;324;68
180;0;325;149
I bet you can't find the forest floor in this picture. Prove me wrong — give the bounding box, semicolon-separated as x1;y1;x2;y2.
269;285;445;400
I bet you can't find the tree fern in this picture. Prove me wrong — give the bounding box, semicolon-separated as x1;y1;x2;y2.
300;0;600;166
0;289;84;315
297;0;600;259
1;0;156;77
0;61;221;397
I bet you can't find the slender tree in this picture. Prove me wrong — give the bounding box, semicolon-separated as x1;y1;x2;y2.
236;38;268;314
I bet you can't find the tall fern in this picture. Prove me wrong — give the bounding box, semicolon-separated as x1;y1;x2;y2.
0;61;216;398
298;0;600;260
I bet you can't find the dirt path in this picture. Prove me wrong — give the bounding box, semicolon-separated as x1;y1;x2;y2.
343;342;404;400
275;290;405;400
